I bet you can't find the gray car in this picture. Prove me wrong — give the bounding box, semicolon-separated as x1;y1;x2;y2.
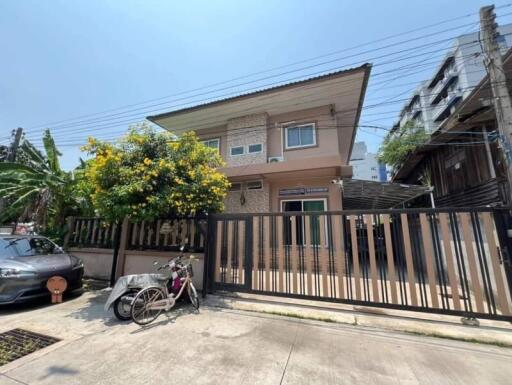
0;235;84;304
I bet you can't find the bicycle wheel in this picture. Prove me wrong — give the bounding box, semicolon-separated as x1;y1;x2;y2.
130;287;165;325
187;282;200;310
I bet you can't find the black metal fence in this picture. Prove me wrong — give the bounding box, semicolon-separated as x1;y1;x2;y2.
206;208;512;321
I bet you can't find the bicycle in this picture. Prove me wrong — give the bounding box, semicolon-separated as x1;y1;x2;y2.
130;251;199;325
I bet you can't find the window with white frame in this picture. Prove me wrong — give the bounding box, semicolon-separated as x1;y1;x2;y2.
230;146;244;156
229;182;242;191
246;180;262;190
248;143;262;154
202;138;220;152
285;123;316;149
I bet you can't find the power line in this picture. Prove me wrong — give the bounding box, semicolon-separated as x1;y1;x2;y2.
37;71;507;147
22;26;503;143
25;9;503;131
25;15;512;133
28;47;495;141
21;39;470;133
21;13;512;150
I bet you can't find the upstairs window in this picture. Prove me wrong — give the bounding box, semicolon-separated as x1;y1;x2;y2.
248;143;263;154
202;138;220;152
246;180;263;190
285;123;316;149
230;146;244;156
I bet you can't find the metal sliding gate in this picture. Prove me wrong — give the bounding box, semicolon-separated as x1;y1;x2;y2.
205;208;512;321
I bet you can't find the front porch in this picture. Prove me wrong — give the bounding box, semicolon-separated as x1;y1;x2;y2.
223;159;350;213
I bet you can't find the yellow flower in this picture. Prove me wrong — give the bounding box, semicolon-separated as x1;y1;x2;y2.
143;158;152;166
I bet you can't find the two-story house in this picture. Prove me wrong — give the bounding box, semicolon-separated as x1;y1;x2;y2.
147;64;371;213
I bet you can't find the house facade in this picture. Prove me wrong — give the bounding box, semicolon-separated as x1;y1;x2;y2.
148;64;371;213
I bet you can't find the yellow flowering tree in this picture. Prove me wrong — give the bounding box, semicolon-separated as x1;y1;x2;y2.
82;124;229;221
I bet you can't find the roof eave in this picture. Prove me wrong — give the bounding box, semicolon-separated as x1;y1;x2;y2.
146;63;371;123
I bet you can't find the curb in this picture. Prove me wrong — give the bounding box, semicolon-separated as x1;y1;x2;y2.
206;293;512;348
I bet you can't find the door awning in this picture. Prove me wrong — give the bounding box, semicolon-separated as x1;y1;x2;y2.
341;178;432;209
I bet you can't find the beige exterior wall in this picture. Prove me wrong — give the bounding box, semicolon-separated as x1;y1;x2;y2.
68;247;205;290
196;106;350;167
195;105;350;214
269;176;342;212
224;180;270;213
68;248;114;280
222;176;341;213
267;105;341;160
123;250;204;290
226;113;268;167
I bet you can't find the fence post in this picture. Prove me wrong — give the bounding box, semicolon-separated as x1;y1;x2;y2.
244;216;253;290
202;214;214;298
63;216;75;249
112;217;130;285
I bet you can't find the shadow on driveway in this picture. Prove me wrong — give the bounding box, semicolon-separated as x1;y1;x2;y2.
129;302;201;333
0;290;84;317
62;289;204;329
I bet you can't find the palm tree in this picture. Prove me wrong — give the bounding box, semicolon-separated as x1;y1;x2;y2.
0;130;67;229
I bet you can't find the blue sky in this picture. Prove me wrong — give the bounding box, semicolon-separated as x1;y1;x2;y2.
1;0;509;169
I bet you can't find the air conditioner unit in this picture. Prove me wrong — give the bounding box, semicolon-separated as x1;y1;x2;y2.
268;156;284;163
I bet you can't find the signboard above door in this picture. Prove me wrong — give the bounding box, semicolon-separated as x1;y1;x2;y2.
279;187;328;196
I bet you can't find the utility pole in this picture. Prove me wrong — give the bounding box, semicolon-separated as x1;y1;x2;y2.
480;5;512;204
1;127;23;215
6;127;23;162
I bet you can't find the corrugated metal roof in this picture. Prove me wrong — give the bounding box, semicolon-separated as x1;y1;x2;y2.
147;63;371;121
342;178;431;209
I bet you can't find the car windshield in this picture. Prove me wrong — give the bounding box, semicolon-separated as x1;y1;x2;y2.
0;237;63;258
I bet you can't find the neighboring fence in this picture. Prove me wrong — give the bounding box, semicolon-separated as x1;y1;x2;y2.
206;208;512;321
64;216;207;285
125;218;206;252
65;216;206;252
65;217;119;249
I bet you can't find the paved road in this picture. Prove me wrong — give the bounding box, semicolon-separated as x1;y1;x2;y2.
1;291;511;384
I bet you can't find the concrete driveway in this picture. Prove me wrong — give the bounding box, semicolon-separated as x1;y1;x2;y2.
1;291;511;385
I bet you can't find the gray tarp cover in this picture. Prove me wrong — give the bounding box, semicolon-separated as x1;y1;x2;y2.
104;274;166;311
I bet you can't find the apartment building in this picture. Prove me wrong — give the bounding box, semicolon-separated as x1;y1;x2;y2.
350;141;388;181
392;49;512;207
147;64;371;213
394;24;512;134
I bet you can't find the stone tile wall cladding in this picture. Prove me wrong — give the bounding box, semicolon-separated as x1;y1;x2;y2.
227;113;268;167
224;181;270;213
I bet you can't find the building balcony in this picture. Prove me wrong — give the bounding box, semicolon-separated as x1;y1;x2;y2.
219;154;352;180
429;70;458;105
431;90;462;125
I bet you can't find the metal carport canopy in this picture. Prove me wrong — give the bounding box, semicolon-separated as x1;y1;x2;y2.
341;178;432;209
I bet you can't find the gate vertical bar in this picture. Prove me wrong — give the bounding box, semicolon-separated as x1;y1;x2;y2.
202;214;215;297
482;212;511;315
244;216;253;290
492;209;512;300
